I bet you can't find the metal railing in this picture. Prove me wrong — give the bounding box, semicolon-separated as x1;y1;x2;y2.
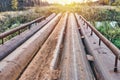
79;15;120;72
0;16;45;44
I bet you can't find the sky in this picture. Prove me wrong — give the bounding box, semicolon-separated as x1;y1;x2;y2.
46;0;98;5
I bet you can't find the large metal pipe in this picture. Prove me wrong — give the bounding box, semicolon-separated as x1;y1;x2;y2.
19;13;68;80
75;13;110;80
0;16;45;39
79;14;120;59
59;13;94;80
50;13;68;71
0;13;56;61
0;13;62;80
77;13;120;72
75;13;120;80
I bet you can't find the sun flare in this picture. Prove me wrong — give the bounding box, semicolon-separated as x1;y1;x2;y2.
47;0;98;5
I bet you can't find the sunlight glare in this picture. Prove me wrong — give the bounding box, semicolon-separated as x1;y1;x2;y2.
47;0;83;5
47;0;98;5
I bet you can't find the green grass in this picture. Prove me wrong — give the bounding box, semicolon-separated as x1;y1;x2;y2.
94;21;120;49
0;6;53;33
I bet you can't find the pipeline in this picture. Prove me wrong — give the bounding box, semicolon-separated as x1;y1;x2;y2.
0;13;56;60
19;13;68;80
0;13;62;80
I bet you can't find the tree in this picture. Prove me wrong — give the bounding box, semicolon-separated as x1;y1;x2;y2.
18;0;24;10
11;0;18;10
0;0;11;11
99;0;109;5
112;0;120;6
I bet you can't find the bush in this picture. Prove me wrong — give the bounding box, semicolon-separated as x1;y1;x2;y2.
96;22;120;49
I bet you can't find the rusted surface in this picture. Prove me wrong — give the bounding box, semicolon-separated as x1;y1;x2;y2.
50;13;68;71
19;13;68;80
0;14;62;80
79;14;120;72
0;13;56;61
0;13;99;80
79;15;120;59
0;16;45;42
76;13;120;80
59;13;94;80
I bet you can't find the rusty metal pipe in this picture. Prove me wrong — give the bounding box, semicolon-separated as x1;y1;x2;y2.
75;13;110;80
0;13;62;80
0;13;56;61
0;16;45;40
77;14;120;72
19;13;66;80
79;15;120;59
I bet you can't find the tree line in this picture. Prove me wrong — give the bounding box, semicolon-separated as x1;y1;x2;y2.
0;0;49;11
99;0;120;5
